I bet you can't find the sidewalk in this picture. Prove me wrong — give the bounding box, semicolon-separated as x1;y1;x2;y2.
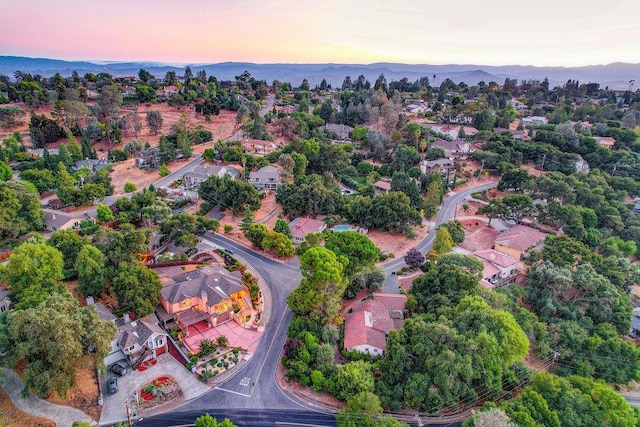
0;367;95;426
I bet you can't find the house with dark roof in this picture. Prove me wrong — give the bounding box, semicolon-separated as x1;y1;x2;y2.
183;165;228;187
320;123;354;140
419;158;455;177
344;294;407;356
157;266;249;334
73;159;111;173
248;165;280;191
0;289;11;315
117;317;168;367
493;224;546;260
289;217;327;245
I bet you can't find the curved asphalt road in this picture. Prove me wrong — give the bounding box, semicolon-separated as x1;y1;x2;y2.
382;181;498;293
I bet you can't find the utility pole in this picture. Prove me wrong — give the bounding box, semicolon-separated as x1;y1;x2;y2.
126;399;132;427
539;153;546;171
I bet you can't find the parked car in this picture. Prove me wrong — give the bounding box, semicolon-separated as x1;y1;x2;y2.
504;219;517;227
223;248;234;255
107;376;118;394
185;247;198;257
111;362;127;376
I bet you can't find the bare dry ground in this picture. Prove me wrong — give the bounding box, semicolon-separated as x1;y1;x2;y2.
0;388;55;427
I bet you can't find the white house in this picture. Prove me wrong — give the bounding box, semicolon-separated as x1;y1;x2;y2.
248;166;280;191
521;116;549;126
183;165;228;187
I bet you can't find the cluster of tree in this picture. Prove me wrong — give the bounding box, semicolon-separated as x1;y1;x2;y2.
277;173;344;219
0;242;116;397
0;180;44;241
466;372;640;427
199;174;262;215
377;295;529;412
242;214;295;257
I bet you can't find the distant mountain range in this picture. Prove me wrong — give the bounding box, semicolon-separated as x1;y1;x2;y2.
1;56;639;91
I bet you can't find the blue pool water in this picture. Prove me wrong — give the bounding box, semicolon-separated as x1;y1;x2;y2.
333;225;353;232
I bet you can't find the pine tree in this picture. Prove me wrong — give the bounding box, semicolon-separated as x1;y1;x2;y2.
240;208;255;232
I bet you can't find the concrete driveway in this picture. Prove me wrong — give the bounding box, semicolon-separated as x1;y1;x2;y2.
99;354;210;426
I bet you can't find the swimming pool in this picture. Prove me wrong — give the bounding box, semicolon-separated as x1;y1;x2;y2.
333;225;353;232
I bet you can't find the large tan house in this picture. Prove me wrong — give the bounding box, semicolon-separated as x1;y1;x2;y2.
158;266;249;335
494;225;546;260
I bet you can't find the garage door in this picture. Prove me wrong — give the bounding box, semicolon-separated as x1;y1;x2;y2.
155;345;166;356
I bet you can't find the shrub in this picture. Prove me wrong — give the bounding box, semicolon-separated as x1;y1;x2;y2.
124;182;137;193
158;164;170;177
224;225;233;234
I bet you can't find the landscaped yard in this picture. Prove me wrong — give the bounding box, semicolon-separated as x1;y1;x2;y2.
137;376;181;409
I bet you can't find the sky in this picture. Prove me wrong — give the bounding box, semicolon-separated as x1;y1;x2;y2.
3;0;640;67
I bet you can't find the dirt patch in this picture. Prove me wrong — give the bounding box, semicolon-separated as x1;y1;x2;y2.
215;191;283;245
459;223;500;252
397;271;423;293
368;225;430;259
454;200;484;217
109;157;189;196
0;387;55;427
46;355;100;422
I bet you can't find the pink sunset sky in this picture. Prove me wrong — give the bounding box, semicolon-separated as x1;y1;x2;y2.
3;0;640;67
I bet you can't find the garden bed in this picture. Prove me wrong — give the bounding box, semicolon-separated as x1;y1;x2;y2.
194;346;244;382
137;376;182;410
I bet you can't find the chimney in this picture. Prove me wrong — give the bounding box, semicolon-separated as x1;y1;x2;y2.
123;312;130;324
200;291;208;311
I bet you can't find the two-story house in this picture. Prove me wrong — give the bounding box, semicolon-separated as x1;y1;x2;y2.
344;294;407;356
494;225;546;260
472;248;520;287
430;138;474;159
419;158;455;177
158;266;249;335
248;166;280;191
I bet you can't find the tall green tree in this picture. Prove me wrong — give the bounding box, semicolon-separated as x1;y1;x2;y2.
111;263;162;317
194;413;238;427
3;242;65;309
324;231;380;277
47;229;89;272
432;226;454;254
287;246;347;324
0;180;44;239
75;244;107;297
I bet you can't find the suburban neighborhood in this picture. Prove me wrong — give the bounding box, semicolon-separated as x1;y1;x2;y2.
2;10;640;425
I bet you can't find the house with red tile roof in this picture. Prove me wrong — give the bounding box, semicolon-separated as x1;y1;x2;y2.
472;248;520;287
289;217;327;245
343;294;407;356
373;180;391;194
494;225;546;260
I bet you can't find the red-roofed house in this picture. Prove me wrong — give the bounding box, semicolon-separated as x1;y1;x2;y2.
472;249;519;287
494;225;546;260
289;217;327;245
344;294;407;356
373;180;391;194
